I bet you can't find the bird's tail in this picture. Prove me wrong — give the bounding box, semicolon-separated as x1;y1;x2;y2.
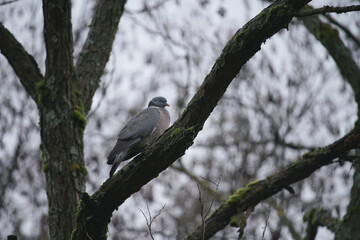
109;151;126;178
109;161;120;178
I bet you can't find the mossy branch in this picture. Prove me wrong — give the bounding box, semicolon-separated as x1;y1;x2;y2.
186;126;360;240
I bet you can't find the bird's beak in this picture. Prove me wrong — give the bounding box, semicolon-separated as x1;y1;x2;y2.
166;103;170;107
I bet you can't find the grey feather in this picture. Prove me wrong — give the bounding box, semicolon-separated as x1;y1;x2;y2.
107;97;170;177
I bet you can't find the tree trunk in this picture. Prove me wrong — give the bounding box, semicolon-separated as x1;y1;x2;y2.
40;0;87;239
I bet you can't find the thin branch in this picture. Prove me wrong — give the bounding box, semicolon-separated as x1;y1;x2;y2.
0;0;18;5
125;0;171;14
140;203;166;240
195;180;206;240
295;5;360;17
171;164;223;202
0;22;43;103
262;205;271;240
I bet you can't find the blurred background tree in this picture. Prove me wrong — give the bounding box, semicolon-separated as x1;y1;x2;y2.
0;0;360;239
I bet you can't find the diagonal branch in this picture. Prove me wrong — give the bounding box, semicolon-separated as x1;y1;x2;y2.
75;0;127;113
324;15;360;49
302;9;360;121
71;0;311;239
295;5;360;17
0;22;43;103
186;126;360;239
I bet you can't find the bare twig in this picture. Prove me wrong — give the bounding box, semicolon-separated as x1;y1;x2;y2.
171;163;223;202
295;5;360;17
196;176;222;240
140;203;166;240
0;0;18;5
195;180;206;240
125;0;171;14
262;205;271;240
268;199;302;240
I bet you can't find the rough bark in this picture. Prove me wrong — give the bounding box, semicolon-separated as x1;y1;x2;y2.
40;0;87;239
71;0;311;239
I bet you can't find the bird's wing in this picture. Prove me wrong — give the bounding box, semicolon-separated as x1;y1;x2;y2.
118;108;160;139
107;108;160;164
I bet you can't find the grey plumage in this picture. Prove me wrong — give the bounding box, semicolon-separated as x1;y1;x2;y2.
107;96;170;177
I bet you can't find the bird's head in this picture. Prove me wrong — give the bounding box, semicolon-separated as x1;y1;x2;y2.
148;96;170;108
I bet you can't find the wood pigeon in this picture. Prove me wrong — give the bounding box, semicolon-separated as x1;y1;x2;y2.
107;96;170;177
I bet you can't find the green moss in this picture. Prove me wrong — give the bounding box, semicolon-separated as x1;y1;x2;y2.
229;219;239;227
259;11;266;17
170;128;182;138
36;79;46;91
42;163;49;173
302;147;326;158
186;125;197;136
247;179;262;187
36;79;47;103
266;5;285;22
303;208;315;221
233;32;244;46
224;187;249;207
290;161;300;167
39;142;45;159
223;180;264;208
74;89;82;97
73;110;87;132
70;163;88;176
316;23;338;40
76;104;85;113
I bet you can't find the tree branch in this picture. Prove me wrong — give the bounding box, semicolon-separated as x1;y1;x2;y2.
302;11;360;116
186;126;360;239
324;15;360;49
0;22;43;103
71;0;311;239
295;5;360;17
75;0;127;113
